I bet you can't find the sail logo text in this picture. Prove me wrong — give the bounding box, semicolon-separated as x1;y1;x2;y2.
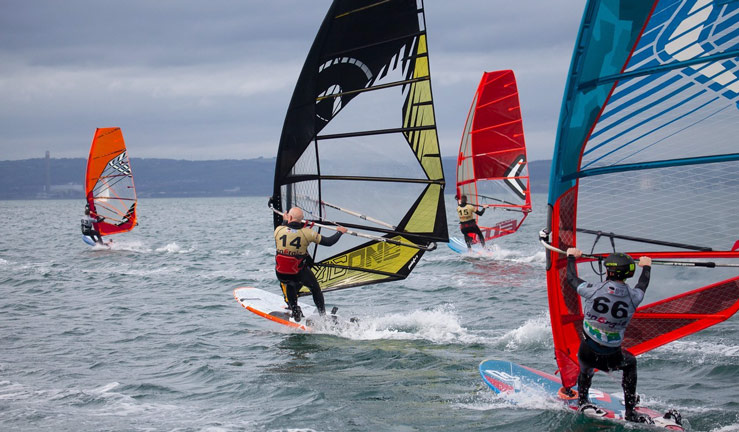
483;219;518;239
315;242;402;284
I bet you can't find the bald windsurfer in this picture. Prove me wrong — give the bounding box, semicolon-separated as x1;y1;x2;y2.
566;247;653;423
274;207;347;322
457;195;486;250
81;203;105;245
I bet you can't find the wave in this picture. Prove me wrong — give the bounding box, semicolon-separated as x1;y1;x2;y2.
493;312;553;351
311;304;485;345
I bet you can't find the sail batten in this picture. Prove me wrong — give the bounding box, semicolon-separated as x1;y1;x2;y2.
273;0;446;294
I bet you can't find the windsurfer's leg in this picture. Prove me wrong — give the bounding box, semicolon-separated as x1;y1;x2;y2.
300;268;325;315
577;369;595;406
474;225;486;247
277;273;299;309
577;342;597;405
619;350;638;416
460;226;473;249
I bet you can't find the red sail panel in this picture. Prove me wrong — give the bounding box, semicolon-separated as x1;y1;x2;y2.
456;70;531;242
85;128;137;236
626;277;739;355
546;187;582;389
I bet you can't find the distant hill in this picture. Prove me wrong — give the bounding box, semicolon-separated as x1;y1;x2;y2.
0;157;551;200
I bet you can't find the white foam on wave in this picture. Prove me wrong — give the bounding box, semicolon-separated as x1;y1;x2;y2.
485;244;546;264
649;340;739;363
494;312;553;351
313;304;485;344
0;379;177;418
456;383;563;413
0;258;8;265
104;240;151;253
155;242;193;254
712;423;739;432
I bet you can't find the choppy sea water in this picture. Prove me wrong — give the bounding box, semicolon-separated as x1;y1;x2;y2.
0;195;737;431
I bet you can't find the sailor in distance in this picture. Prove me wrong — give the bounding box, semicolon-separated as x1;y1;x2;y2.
273;207;347;322
81;203;105;245
456;194;486;250
566;248;653;423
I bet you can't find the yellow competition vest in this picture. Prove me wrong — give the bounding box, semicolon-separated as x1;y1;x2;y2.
457;204;476;223
274;225;322;256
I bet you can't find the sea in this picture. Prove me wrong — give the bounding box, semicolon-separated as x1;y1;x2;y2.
1;194;737;432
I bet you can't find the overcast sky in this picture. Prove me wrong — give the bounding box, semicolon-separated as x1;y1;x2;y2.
0;0;585;162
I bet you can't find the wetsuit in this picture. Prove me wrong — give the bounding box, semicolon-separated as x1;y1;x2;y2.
457;203;486;249
566;255;651;418
81;214;105;244
274;221;342;318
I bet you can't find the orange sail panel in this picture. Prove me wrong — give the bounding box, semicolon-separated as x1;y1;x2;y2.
456;70;531;242
85;128;137;236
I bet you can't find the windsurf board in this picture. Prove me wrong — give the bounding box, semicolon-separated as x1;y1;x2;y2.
448;236;487;255
479;358;683;430
82;234;110;247
233;286;351;332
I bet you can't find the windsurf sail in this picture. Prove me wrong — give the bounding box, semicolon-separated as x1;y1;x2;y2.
85;127;137;236
542;0;739;389
271;0;448;293
456;70;532;242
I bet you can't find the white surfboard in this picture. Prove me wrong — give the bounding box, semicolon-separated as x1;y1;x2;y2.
82;234;111;247
233;286;350;331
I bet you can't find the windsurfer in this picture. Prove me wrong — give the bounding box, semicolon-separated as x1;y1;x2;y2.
457;195;486;250
274;207;347;322
566;248;652;423
81;204;105;245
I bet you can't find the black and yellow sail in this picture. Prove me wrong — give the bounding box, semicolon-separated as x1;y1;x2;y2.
272;0;447;293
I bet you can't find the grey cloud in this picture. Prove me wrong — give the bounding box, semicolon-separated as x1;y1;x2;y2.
0;0;585;162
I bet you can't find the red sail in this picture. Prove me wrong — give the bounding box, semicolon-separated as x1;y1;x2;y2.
456;70;531;242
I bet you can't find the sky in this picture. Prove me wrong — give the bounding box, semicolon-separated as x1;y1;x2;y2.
0;0;585;162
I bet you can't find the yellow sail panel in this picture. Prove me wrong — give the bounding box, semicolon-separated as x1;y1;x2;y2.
310;236;421;291
405;184;441;233
416;34;428;57
404;81;443;180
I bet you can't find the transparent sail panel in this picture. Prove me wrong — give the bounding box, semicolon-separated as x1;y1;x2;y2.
577;160;739;253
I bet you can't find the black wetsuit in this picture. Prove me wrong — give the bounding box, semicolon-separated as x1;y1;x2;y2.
274;221;343;316
566;255;651;417
81;214;105;244
458;204;486;249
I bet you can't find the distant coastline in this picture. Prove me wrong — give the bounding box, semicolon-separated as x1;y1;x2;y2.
0;157;551;200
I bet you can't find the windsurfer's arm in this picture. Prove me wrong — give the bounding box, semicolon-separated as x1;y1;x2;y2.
565;248;586;290
634;256;652;292
474;207;485;216
318;226;347;246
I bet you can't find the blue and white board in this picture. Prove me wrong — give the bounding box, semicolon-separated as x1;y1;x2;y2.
233;287;349;332
82;234;110;247
479;359;683;430
447;237;486;254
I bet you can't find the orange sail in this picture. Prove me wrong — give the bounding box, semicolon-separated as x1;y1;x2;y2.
85;128;137;236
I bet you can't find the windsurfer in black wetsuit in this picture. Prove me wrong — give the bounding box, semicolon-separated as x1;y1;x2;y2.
81;203;105;245
457;195;486;250
566;247;653;423
273;206;347;322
